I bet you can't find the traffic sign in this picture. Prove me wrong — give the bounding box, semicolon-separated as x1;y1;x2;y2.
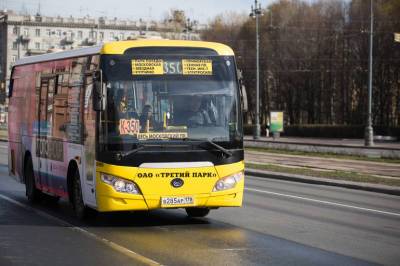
270;111;284;133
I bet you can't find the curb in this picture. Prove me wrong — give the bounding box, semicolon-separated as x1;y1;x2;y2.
245;169;400;196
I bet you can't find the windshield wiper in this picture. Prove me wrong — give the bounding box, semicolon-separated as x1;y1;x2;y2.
170;137;233;158
116;138;233;160
116;145;145;160
116;141;189;160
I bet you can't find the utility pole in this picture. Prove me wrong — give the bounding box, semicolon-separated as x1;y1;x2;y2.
365;0;374;146
250;0;262;139
16;26;21;60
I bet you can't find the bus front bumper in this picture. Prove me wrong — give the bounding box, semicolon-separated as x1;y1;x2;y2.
96;180;244;212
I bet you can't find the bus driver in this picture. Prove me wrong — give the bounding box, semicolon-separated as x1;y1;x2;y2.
186;96;214;127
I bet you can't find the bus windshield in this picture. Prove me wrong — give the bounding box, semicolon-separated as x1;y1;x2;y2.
99;54;241;151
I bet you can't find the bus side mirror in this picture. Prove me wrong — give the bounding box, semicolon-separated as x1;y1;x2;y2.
93;70;106;111
237;70;248;112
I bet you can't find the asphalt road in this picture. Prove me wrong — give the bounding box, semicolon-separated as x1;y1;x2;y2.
0;143;399;265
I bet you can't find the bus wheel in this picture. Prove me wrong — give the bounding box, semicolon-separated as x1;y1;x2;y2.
185;208;210;218
72;169;96;220
25;157;42;203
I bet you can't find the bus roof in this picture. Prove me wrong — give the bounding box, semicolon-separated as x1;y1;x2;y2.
14;45;102;66
100;40;234;55
14;40;234;67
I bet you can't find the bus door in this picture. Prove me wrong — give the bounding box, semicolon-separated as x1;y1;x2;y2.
82;74;97;207
37;77;55;193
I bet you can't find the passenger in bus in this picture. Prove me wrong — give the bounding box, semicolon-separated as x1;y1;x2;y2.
140;104;152;132
116;89;128;119
116;89;139;120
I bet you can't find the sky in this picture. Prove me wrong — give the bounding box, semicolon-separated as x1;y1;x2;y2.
1;0;277;23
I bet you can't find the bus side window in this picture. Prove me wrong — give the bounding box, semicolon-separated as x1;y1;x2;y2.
47;78;55;137
53;74;69;139
67;56;87;144
38;78;49;136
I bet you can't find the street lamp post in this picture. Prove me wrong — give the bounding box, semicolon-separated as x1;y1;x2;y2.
185;18;196;40
365;0;374;146
250;0;262;140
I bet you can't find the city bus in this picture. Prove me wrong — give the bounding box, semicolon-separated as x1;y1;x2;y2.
8;40;244;219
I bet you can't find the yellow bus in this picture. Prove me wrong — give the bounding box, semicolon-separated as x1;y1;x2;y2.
8;40;244;219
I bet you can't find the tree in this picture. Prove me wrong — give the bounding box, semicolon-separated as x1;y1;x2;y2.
202;0;400;128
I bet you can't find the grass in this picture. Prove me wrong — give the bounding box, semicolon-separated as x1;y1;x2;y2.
246;162;400;187
246;146;400;164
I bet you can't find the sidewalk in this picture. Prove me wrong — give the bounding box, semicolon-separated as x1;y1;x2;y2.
244;136;400;159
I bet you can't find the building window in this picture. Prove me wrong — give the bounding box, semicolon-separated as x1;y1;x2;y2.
22;43;28;50
99;32;104;40
35;29;40;37
12;42;18;50
23;28;29;36
110;32;114;40
13;27;18;35
12;55;17;62
56;30;61;37
118;33;124;40
78;31;83;39
46;29;51;37
35;42;40;49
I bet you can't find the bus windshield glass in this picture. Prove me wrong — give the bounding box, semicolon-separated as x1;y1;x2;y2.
99;54;241;150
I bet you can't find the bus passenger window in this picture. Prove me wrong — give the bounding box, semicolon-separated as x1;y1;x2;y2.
53;75;69;139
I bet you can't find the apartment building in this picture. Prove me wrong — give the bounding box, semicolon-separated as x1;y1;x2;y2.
0;10;202;104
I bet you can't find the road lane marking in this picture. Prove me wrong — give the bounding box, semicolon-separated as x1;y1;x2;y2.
245;187;400;218
0;194;162;266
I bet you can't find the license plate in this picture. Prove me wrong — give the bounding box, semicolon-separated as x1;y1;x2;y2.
161;196;195;207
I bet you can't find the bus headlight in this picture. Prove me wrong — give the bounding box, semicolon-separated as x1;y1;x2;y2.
213;171;244;192
101;173;141;194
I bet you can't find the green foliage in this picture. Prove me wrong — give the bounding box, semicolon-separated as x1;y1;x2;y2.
284;124;365;138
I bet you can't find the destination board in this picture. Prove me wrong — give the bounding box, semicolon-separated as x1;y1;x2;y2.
131;59;164;75
182;59;212;75
131;59;213;75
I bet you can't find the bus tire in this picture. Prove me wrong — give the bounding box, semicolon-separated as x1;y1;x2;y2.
71;169;96;220
185;207;210;218
25;157;42;203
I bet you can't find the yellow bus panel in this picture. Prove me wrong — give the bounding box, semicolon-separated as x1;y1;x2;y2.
100;40;235;56
95;161;244;212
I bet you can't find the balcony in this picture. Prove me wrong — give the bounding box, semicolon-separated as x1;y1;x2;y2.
60;37;74;45
26;49;48;56
19;35;30;43
81;38;97;46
